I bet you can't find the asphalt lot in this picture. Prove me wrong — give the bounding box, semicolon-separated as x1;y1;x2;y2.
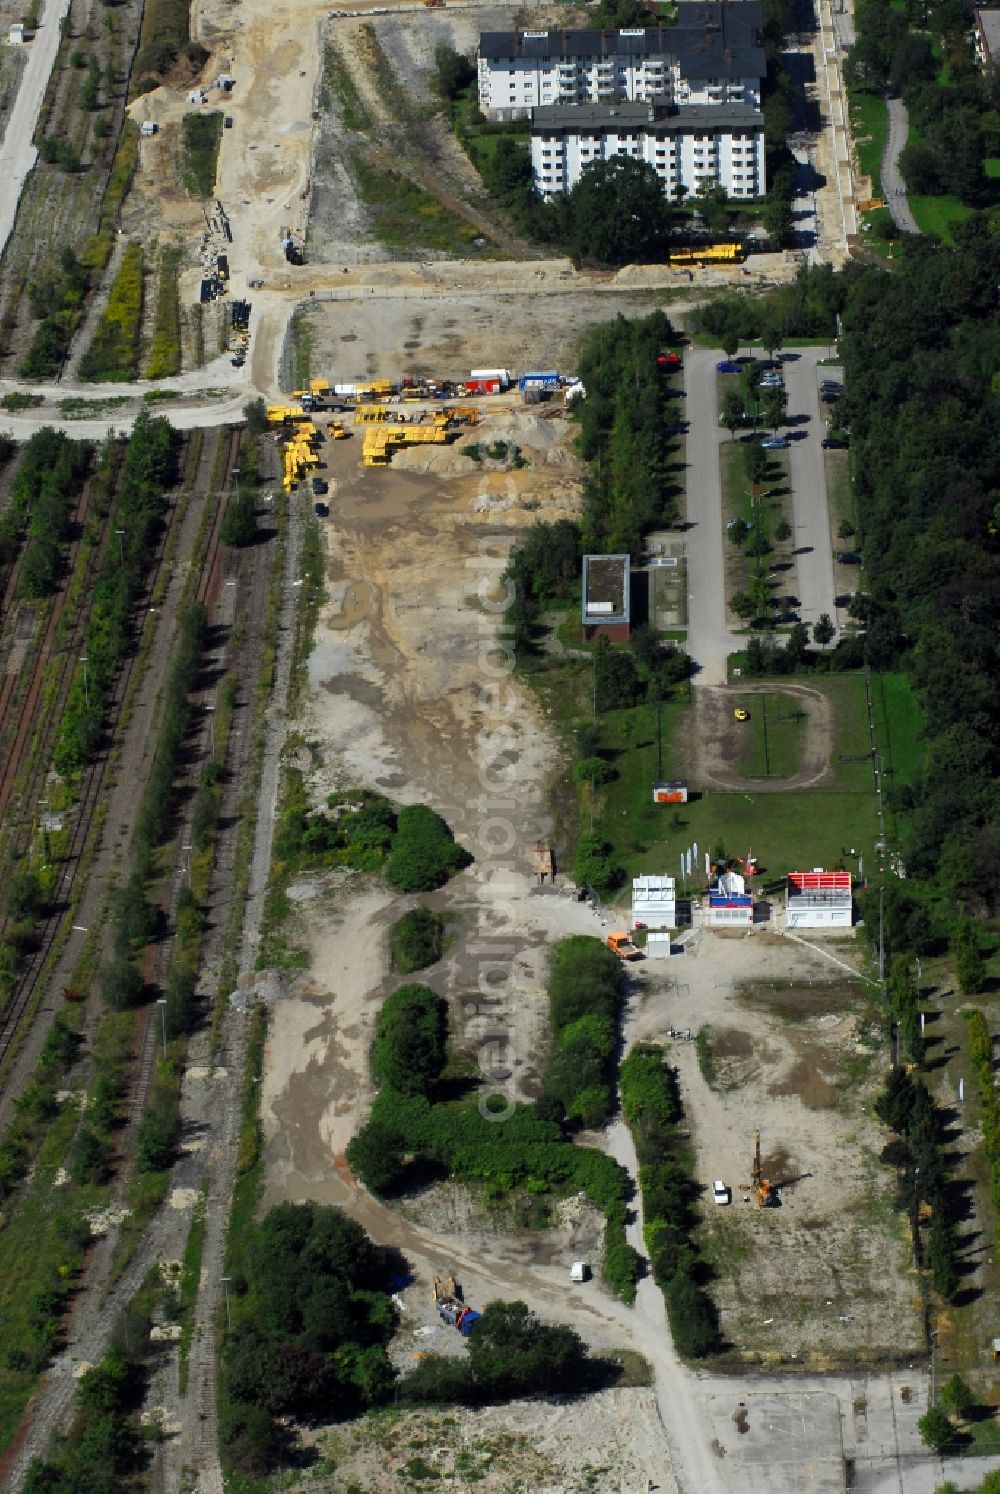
683;346;840;683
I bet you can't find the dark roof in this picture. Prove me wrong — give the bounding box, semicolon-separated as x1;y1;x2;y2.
582;554;631;622
531;101;764;133
480;3;764;79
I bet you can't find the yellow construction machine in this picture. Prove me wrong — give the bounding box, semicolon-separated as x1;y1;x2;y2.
751;1130;777;1208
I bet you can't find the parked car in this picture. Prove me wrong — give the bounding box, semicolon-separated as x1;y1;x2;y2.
761;436;788;450
311;477;329;495
821;437;849;449
819;379;841;390
836;550;861;565
713;1180;732;1205
759;373;783;388
716;360;741;374
314;502;329;518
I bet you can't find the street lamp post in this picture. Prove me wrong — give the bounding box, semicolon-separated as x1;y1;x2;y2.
155;997;167;1059
80;656;89;710
222;1275;232;1333
115;528;125;565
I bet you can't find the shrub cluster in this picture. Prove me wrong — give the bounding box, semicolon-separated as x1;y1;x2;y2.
372;983;447;1098
0;427;90;591
24;1349;147;1493
220;1204;396;1477
389;905;445;973
385;804;472;892
621;1044;720;1358
19;247;92;378
132;0;208;92
875;1067;961;1299
541;936;622;1128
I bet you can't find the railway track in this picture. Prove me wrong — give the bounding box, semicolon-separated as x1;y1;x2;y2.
0;431;213;1078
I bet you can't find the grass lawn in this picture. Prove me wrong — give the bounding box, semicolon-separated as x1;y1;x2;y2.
735;690;808;779
909;195;972;243
719;440;793;625
848;88;888;196
350;154;497;255
986;158;1000;179
824;447;854;540
585;675;890;895
872;672;923;789
180;113;224;198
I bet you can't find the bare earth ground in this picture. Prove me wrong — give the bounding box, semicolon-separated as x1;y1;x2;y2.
286;286;679;388
255;412;922;1483
630;933;922;1366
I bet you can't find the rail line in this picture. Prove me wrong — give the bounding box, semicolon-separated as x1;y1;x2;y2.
0;431;209;1078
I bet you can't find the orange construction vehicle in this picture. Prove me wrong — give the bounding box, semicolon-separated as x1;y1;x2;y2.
607;931;642;961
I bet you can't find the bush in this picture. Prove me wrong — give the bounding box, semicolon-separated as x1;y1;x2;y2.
573;833;622;895
346;1121;407;1195
385;805;472;893
917;1407;953;1452
389;906;445;973
604;1240;641;1304
372;984;447;1098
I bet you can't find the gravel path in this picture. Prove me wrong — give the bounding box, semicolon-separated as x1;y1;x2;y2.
882;98;921;235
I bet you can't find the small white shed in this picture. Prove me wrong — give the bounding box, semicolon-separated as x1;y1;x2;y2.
140;120;158;137
9;22;26;43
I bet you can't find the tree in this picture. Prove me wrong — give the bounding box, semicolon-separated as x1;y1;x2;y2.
385;805;472;893
372;984;447;1097
346;1121;407;1194
465;1300;589;1395
6;870;43;924
917;1407;953;1453
758;308;785;361
837;519;855;539
70;1125;111;1184
101;956;144;1010
730;591;755;621
594;637;638;711
728;517;750;547
244;398;268;436
952;917;985;994
762;386;787;432
389;906;445;974
775;518;793;543
573;755;614;786
940;1373;974;1420
433;43;475;99
721;388;745;439
743;441;768;487
566;158;670;267
573;833;622;894
222;488;258;548
813;613;835;649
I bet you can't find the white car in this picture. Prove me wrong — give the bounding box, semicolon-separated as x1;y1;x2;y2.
712;1180;731;1206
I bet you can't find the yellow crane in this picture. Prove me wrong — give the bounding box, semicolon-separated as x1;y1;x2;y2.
751;1130;776;1209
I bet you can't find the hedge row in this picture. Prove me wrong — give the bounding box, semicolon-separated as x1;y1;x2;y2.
621;1044;720;1358
541;935;622;1128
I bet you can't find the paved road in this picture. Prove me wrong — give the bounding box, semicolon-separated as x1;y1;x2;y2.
683;348;744;686
782;352;840;639
0;0;73;262
882;97;921;235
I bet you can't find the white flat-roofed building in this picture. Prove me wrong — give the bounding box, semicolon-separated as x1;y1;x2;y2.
530;101;764;201
785;871;853;930
632;874;676;929
478;4;764;120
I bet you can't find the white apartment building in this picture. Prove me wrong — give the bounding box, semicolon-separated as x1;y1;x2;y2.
530;102;765;201
478;2;764;121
